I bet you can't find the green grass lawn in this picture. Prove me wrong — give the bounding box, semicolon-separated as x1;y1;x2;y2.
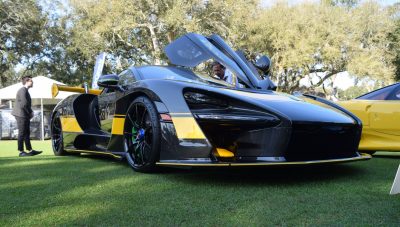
0;140;399;226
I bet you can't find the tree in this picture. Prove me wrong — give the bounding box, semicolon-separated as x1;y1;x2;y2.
0;0;46;87
389;3;400;81
66;0;258;74
241;1;396;93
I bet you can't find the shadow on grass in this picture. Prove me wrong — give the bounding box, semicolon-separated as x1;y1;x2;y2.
159;163;368;186
373;155;400;159
78;153;371;185
0;153;369;187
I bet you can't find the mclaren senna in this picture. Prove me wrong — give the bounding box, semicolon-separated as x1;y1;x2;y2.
50;33;370;172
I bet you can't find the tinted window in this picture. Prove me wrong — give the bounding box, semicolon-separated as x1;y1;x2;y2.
138;66;234;88
388;86;400;100
118;69;136;87
165;35;210;67
357;84;398;100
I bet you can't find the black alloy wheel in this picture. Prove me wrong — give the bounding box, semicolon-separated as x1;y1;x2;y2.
51;112;66;156
124;96;161;172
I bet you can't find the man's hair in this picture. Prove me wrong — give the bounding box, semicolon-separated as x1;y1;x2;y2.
211;61;225;69
21;76;32;85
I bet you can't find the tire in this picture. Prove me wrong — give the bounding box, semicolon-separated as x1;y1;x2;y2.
51;112;66;156
124;96;161;172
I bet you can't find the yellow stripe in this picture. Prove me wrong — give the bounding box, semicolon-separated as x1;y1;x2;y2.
170;116;206;139
111;117;125;135
60;117;83;133
65;149;120;158
214;148;234;158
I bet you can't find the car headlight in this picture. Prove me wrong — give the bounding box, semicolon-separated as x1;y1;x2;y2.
184;91;228;108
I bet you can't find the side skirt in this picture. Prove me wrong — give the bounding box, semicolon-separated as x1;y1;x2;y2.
65;148;124;160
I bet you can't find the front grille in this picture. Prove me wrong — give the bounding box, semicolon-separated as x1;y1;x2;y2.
285;122;361;161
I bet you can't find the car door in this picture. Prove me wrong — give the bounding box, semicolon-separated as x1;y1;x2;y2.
368;85;400;136
98;89;116;134
98;69;138;135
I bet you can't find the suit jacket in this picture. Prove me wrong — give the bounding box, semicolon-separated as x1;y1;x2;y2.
12;87;33;118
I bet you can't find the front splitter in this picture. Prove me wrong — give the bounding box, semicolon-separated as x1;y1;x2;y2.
156;153;371;167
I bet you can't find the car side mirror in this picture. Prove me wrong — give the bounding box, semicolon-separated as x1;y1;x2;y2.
97;74;119;88
97;74;124;92
254;55;271;75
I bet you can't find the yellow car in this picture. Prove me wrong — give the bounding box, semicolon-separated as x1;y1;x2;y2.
338;83;400;154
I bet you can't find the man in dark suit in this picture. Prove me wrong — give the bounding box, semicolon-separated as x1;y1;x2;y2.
11;76;42;157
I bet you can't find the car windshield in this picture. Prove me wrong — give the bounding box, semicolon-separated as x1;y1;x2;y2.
357;84;398;100
136;66;235;88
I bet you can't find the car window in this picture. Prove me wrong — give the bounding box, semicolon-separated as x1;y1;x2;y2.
396;90;400;100
118;69;137;87
138;66;234;88
357;84;398;100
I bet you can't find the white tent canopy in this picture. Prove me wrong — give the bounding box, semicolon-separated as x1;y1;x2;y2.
0;76;73;105
0;76;75;140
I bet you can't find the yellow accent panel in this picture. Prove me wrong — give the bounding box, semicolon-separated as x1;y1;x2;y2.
170;116;206;139
65;149;120;158
111;117;125;135
60;117;82;133
214;148;234;158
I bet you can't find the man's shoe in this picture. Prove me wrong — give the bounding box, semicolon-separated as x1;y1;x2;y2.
19;151;32;157
29;150;42;156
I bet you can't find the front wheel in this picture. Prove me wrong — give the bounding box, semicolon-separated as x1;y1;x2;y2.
51;112;66;156
124;96;161;172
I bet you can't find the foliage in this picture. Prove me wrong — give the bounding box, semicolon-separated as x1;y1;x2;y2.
337;86;369;100
0;0;399;91
389;3;400;81
0;0;46;87
67;0;257;73
242;1;396;93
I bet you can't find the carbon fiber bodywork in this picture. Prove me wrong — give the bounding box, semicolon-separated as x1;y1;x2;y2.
51;33;371;168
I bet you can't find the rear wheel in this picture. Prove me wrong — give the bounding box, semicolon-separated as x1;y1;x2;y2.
124;96;161;172
51;112;66;156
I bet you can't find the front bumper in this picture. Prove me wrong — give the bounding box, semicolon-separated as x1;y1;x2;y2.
156;153;371;167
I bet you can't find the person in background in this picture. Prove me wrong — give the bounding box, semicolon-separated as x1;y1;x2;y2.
212;61;244;88
11;76;42;157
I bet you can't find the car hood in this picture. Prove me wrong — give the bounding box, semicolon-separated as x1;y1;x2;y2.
219;88;355;124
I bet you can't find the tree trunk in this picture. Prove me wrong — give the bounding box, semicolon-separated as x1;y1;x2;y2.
147;24;161;65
